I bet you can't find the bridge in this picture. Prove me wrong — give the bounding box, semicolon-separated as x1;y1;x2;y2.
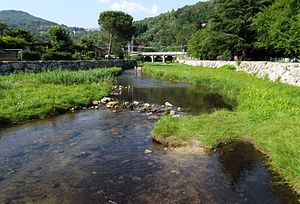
141;52;186;63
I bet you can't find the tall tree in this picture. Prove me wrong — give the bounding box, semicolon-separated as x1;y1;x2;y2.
253;0;300;57
188;0;273;60
48;25;73;52
98;11;133;56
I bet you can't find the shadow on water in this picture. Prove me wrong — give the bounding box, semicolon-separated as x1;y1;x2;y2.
0;70;298;203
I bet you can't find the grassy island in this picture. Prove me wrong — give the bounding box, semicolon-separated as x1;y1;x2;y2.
0;67;122;125
144;63;300;193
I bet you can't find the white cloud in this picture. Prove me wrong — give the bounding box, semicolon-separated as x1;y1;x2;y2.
150;4;158;15
98;0;111;4
110;1;159;15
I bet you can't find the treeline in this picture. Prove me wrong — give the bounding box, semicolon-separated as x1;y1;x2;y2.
188;0;300;60
0;10;90;42
0;22;104;61
134;0;300;60
133;1;214;51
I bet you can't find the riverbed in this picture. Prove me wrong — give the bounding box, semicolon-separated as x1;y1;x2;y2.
0;70;298;203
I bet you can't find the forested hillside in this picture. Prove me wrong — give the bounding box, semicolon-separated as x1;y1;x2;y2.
0;10;56;33
0;10;89;41
133;1;214;51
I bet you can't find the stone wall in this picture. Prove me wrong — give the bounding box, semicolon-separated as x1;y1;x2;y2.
0;60;136;74
179;60;300;87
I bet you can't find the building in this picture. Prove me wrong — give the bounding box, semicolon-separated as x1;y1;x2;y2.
0;49;22;61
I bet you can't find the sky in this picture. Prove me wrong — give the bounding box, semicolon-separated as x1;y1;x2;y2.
0;0;204;28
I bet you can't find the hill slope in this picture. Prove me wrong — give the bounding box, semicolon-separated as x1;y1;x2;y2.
0;10;89;41
133;1;214;51
0;10;57;33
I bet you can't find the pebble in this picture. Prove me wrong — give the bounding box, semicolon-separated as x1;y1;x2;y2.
100;97;112;104
171;170;180;174
75;151;90;158
144;103;150;108
165;102;173;107
133;101;139;106
132;176;142;182
144;149;153;154
121;160;130;164
92;101;100;105
169;110;176;116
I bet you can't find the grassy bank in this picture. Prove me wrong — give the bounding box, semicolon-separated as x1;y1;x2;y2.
0;67;122;125
143;63;300;193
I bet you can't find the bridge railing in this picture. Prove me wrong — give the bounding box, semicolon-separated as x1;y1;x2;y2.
141;52;186;56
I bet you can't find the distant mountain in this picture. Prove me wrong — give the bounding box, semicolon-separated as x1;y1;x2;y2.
133;1;214;51
0;10;90;41
0;10;57;33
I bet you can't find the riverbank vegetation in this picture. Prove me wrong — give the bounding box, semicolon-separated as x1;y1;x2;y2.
134;0;299;61
143;63;300;193
0;67;121;125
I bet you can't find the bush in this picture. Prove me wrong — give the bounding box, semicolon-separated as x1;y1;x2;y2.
41;50;73;61
0;36;26;49
22;50;42;61
128;54;142;62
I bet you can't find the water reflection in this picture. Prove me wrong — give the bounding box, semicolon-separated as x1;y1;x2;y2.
115;70;232;114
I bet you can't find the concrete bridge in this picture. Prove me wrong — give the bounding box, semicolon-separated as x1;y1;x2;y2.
141;52;186;63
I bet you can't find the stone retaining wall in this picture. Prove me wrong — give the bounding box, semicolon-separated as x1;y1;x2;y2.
179;60;300;87
0;60;136;74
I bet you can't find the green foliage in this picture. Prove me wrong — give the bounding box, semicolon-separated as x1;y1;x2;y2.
0;67;121;124
253;0;300;57
48;25;73;52
188;29;242;60
41;50;73;61
188;0;273;60
22;50;42;61
143;63;300;193
0;36;26;48
0;10;56;32
98;11;133;56
0;22;7;35
133;1;213;49
3;28;33;42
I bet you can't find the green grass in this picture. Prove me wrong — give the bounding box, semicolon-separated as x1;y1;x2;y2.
0;67;122;124
143;63;300;193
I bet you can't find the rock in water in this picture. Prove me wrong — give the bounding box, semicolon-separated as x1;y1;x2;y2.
133;101;140;106
144;103;150;108
144;149;153;154
100;97;112;104
165;102;173;107
169;110;176;116
106;101;119;108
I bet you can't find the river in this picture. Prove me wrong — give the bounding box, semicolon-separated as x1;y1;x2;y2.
0;70;298;203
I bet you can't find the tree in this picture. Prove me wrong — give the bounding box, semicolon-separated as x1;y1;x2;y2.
188;0;273;60
0;22;7;35
253;0;300;57
98;11;133;56
4;28;33;42
48;25;73;52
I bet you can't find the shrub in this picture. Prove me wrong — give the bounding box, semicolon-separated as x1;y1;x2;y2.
0;36;26;49
22;50;42;61
41;50;73;61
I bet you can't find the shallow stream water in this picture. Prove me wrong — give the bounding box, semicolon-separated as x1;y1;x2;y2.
0;70;298;203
